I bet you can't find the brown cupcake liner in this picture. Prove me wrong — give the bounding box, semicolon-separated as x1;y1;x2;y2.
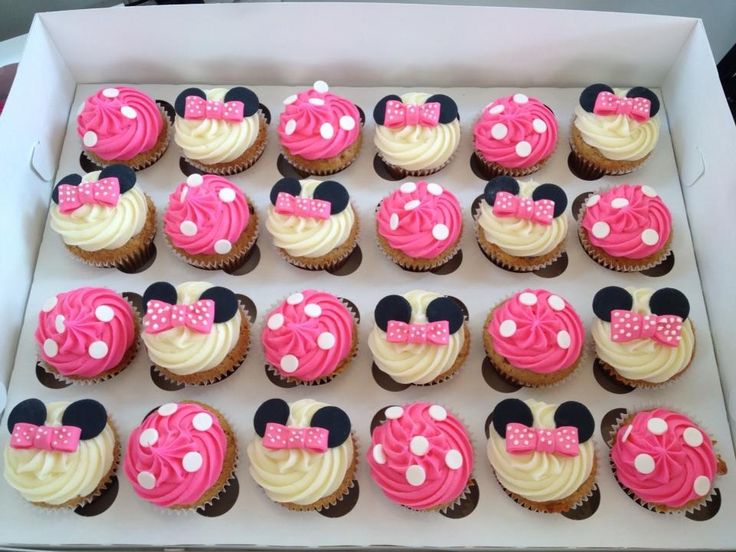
283;132;363;176
569;123;650;176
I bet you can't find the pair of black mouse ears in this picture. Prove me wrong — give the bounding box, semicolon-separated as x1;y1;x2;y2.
592;286;689;322
142;281;239;324
52;164;136;204
373;94;459;125
174;86;260;118
579;84;660;117
483;176;567;218
374;295;464;335
269;177;350;215
254;398;351;449
7;398;108;441
492;398;594;442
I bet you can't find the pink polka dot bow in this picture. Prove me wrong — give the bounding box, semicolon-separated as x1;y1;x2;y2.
492;191;554;225
505;423;579;456
184;96;244;122
593;91;651;122
262;422;329;453
143;299;215;335
384;100;441;128
57;178;120;214
274;192;331;220
610;310;683;347
10;423;81;453
386;320;450;345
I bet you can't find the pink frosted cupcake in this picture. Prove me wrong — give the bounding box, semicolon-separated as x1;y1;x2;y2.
262;290;358;385
376;181;462;271
77;86;170;170
163;173;258;270
34;287;138;383
278;80;363;175
473;93;558;176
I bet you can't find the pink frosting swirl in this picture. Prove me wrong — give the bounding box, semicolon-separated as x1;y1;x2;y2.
488;289;583;373
376;181;462;259
76;86;164;161
163;174;250;255
581;184;672;259
34;287;136;378
473;94;558;169
611;409;718;508
367;402;473;510
262;290;355;382
277;87;361;160
124;402;228;508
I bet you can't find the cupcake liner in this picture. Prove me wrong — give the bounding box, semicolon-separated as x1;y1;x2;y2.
473;143;555;178
283;132;363;176
378;147;457;178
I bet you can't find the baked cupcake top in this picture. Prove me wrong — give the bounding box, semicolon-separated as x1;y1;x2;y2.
35;287;136;379
367;402;473;511
266;177;355;258
592;286;694;384
278;80;361;161
77;86;164;161
610;408;718;509
141;281;242;376
473;93;558;169
476;176;568;258
247;398;354;506
5;399;116;506
574;84;660;161
262;290;356;383
487;399;595;503
124;402;229;508
50;165;148;252
368;290;466;385
581;184;671;260
487;289;583;374
164;173;251;257
373;92;460;172
174;86;262;164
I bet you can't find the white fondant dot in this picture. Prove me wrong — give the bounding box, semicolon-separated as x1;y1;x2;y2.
54;314;65;333
641;185;658;198
683;427;704;447
513;93;529;104
83;131;98;147
647;417;668;435
426;182;443;196
406;465;426;486
308;98;325;106
557;330;571;349
180;220;197;236
389;213;399;230
283;94;298;105
372;444;386;464
320;122;334;139
634;453;655;474
182;451;203;473
385;406;404;420
404;199;421;211
693;475;711;497
137;471;156;490
218;188;236;203
585;194;600;207
641;228;659;246
489;104;504;114
102;87;119;98
611;197;630;209
491;122;508;140
317;332;336;350
532;118;547;133
499;319;517;338
43;338;58;358
158;403;178;416
42;296;58;312
267;313;284;330
445;449;463;470
410;435;430;456
138;428;159;447
432;224;450;241
287;292;304;305
313;80;329;93
95;305;115;322
515;141;532;158
120;106;137;119
304;303;322;318
429;405;447;421
339;115;356;131
280;354;299;373
192;412;213;431
547;295;565;311
284;119;297;136
88;341;108;359
519;292;538;306
592;221;611;239
214;239;232;255
399;181;417;194
186;173;203;187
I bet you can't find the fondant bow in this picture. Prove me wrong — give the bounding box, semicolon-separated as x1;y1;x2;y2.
143;299;215;334
386;320;449;345
10;423;81;453
262;422;329;453
57;178;120;214
184;96;244;122
384;100;441;128
492;191;554;225
274;192;331;220
610;310;683;347
593;91;651;122
505;423;579;456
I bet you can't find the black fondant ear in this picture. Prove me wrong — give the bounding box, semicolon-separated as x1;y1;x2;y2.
99;164;136;194
51;174;83;204
426;297;464;334
532;183;568;218
142;282;178;313
224;86;260;117
554;401;594;443
270;177;302;206
492;399;533;438
374;295;412;332
61;399;107;440
199;286;238;323
7;399;47;433
649;288;690;320
311;406;351;448
579;83;614;112
592;286;633;322
626;86;660;117
425;94;459;124
174;87;206;117
483;176;520;206
373;94;402;125
313;181;349;214
254;398;290;437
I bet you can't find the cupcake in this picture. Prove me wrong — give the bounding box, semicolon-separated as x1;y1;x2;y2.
592;286;694;388
277;80;363;175
473;93;558;176
247;398;357;511
141;281;250;385
367;402;473;511
373;92;460;176
578;184;672;271
50;165;156;269
163;173;258;270
124;401;236;510
76;86;170;170
265;177;358;270
173;86;267;174
570;84;660;177
610;408;727;513
4;398;118;508
368;290;469;385
483;289;584;387
474;176;568;271
262;290;358;385
35;287;138;383
376;180;462;271
487;398;597;513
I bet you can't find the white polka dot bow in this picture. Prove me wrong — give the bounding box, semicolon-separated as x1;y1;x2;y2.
10;423;81;453
262;422;329;453
505;423;579;456
610;310;683;347
143;299;215;335
274;192;331;220
593;91;651;122
57;178;120;214
492;191;554;225
184;96;244;122
384;100;441;128
386;320;450;345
